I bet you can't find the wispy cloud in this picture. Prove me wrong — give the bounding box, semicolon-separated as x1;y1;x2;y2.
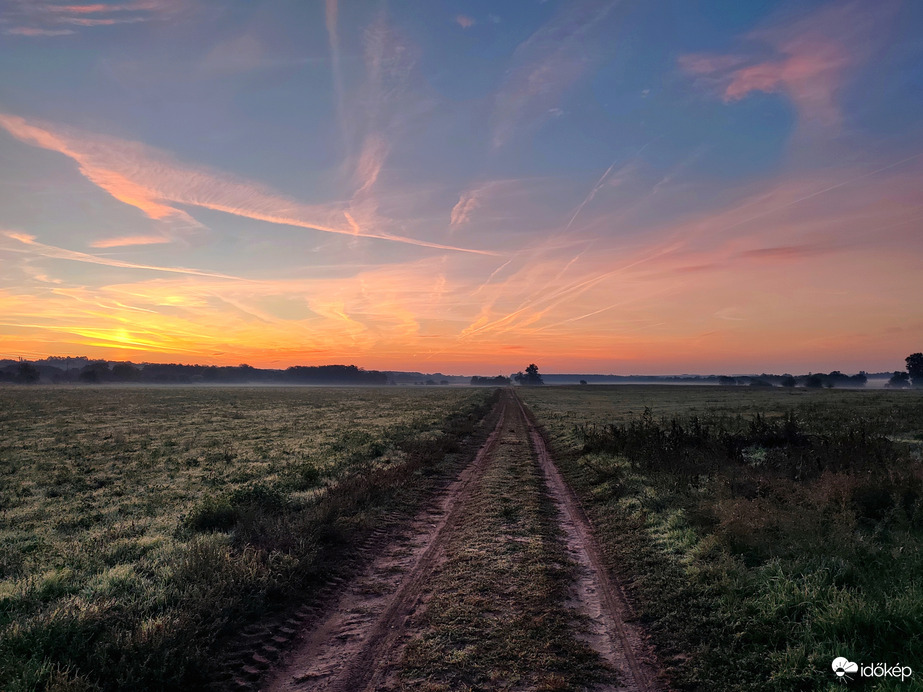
335;14;460;251
490;1;617;149
455;15;475;29
448;179;539;231
354;134;388;195
4;26;75;36
90;234;172;248
325;0;348;152
362;14;419;130
198;35;281;76
2;0;179;36
0;112;492;254
680;1;897;127
449;187;483;228
4;144;920;371
3;231;241;279
736;243;833;262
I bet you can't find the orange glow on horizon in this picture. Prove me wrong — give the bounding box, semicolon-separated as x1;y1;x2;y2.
1;0;920;380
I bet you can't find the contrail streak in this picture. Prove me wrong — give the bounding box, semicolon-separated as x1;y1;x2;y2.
565;136;661;232
713;151;923;237
3;232;245;279
472;258;514;295
460;243;677;340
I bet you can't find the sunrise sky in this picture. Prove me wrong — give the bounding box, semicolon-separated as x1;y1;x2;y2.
1;0;921;375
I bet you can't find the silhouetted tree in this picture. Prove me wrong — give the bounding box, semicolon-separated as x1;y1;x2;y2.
907;353;923;387
805;374;824;388
16;361;39;384
79;362;111;383
514;363;544;386
111;363;139;381
887;371;911;389
780;375;796;388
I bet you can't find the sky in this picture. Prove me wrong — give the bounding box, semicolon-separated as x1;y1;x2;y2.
1;0;922;375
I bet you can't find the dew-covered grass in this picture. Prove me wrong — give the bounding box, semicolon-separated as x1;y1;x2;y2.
0;385;495;691
520;385;923;691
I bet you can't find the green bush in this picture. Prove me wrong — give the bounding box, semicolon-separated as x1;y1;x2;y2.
185;497;238;532
185;483;289;533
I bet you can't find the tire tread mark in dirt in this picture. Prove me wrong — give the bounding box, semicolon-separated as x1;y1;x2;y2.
263;393;509;692
514;391;664;692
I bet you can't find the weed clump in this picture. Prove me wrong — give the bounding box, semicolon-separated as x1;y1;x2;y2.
577;408;896;480
184;496;238;532
524;386;923;691
184;483;289;533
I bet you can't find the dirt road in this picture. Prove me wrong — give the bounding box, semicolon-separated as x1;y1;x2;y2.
253;390;662;691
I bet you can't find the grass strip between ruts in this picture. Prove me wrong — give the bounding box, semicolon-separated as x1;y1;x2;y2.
395;402;613;691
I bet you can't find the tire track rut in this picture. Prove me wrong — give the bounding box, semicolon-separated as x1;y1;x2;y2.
261;390;664;691
262;395;508;691
514;392;664;692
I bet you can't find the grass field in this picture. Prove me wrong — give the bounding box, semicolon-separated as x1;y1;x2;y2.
520;385;923;691
0;385;495;691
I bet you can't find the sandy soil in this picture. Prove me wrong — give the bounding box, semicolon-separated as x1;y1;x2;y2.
515;393;664;691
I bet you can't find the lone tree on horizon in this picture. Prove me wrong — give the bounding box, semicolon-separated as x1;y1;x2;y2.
907;352;923;387
514;363;544;386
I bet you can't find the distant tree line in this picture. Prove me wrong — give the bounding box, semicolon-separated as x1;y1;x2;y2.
285;365;388;385
0;358;388;385
4;354;921;388
717;371;869;388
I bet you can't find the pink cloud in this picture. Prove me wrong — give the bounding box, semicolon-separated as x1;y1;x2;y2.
737;244;832;262
90;235;172;248
450;189;481;228
680;1;896;127
455;15;475;29
4;26;75;36
1;0;179;36
0;112;493;255
54;2;175;13
61;16;149;26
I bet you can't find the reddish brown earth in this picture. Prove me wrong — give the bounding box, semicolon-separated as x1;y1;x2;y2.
515;394;663;692
222;390;664;691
